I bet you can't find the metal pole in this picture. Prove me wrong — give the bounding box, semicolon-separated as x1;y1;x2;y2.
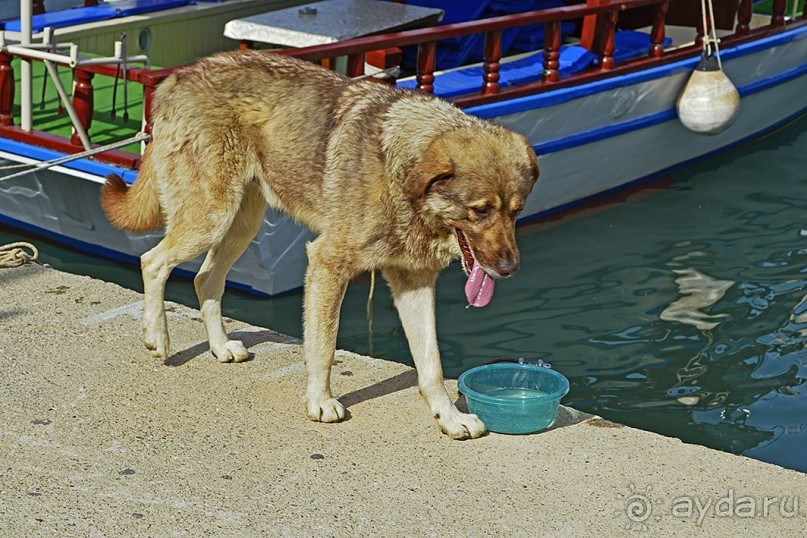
20;0;33;131
43;59;91;150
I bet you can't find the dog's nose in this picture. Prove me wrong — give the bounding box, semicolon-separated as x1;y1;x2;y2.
496;257;519;277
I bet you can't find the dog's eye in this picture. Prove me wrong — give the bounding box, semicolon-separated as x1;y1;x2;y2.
470;206;490;219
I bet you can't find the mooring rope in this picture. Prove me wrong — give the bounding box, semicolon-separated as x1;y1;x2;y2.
700;0;724;69
0;132;151;182
0;241;39;268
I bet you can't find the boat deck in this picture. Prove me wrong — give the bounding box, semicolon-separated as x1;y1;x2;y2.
11;57;144;155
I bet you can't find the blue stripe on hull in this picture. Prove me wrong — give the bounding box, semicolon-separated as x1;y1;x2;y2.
0;137;139;183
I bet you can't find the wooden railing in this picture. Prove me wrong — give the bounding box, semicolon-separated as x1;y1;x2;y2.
0;55;152;168
275;0;804;108
0;0;803;170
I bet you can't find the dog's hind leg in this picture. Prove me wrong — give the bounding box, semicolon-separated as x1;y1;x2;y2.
383;267;487;440
141;235;209;360
194;182;266;363
303;237;354;423
141;193;243;360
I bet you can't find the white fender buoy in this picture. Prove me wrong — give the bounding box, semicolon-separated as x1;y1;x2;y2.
676;53;741;135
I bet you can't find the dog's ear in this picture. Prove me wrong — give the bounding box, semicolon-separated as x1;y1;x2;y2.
523;136;540;184
404;138;454;200
528;147;539;184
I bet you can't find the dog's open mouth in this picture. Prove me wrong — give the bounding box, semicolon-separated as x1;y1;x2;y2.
456;229;495;308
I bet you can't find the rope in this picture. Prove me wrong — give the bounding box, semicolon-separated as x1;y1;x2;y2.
0;241;39;268
0;132;151;182
700;0;724;69
366;269;376;356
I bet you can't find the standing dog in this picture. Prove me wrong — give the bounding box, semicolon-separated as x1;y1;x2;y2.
101;51;538;439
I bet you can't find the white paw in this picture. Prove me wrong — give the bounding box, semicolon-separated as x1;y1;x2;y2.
144;329;169;359
306;397;346;423
436;408;487;440
211;340;249;363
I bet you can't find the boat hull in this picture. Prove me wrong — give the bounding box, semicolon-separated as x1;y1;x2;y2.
0;25;804;296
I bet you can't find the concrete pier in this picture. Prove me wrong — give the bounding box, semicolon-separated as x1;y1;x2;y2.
1;264;804;536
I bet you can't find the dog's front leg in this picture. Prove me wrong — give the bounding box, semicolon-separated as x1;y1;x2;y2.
383;267;487;439
303;239;350;423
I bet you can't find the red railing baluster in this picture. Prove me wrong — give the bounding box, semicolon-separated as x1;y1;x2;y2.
0;52;15;126
143;86;155;139
600;10;617;69
84;0;99;6
696;6;712;49
772;0;787;25
136;68;173;146
482;30;502;95
542;20;561;83
649;1;669;58
736;0;752;35
33;1;45;15
416;41;436;93
71;69;94;146
347;53;365;78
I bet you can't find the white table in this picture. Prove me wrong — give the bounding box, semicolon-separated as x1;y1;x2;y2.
223;0;443;48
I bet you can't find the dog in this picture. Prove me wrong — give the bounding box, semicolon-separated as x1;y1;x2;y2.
101;51;539;439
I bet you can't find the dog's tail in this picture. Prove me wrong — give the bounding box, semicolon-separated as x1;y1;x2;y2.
100;154;163;232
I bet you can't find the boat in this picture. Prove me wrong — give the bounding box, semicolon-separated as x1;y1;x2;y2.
0;0;804;296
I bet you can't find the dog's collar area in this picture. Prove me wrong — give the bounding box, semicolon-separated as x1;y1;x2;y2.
456;229;473;274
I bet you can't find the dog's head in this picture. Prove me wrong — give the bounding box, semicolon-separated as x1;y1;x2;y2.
404;126;539;305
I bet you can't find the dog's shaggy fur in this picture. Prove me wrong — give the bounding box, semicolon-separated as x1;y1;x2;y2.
101;51;538;439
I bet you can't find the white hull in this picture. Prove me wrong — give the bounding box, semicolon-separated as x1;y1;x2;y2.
0;25;804;295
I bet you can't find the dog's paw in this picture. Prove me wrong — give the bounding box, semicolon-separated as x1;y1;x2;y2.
306;397;346;423
436;409;487;440
211;340;249;363
143;331;169;359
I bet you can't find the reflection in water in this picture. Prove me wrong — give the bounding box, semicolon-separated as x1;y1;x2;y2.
792;293;807;338
660;268;733;331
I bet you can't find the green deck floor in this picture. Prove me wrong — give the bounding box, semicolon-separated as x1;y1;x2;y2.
12;58;145;155
755;0;804;17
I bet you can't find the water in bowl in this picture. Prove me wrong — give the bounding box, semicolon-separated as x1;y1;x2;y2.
487;388;549;399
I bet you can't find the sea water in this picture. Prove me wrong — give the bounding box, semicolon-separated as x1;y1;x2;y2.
2;117;805;471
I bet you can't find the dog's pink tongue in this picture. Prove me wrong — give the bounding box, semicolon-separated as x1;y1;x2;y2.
465;263;495;307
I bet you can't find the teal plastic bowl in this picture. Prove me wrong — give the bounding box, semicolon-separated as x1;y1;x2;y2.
458;363;570;434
